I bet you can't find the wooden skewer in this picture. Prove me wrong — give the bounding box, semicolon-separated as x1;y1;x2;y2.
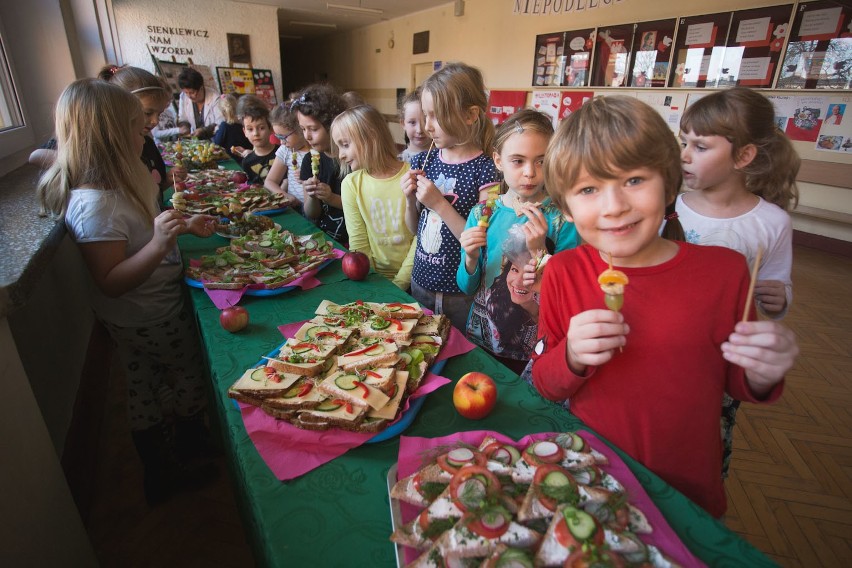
741;247;763;323
421;140;435;171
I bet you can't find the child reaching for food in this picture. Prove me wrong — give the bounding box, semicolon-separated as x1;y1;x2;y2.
331;104;416;290
37;79;219;505
234;94;279;184
212;93;251;164
291;84;348;245
677;86;800;479
401;62;498;331
457;109;579;373
263;101;310;213
529;95;798;519
397;88;431;165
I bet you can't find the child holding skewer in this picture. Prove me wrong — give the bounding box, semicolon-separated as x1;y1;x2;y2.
264;102;310;213
529;95;798;519
457;109;579;373
677;87;800;478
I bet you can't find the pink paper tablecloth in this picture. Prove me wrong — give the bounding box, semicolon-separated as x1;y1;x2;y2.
395;431;705;568
238;324;476;481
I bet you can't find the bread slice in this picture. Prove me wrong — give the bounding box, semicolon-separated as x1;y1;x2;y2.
412;314;450;338
336;339;399;371
293;397;367;431
227;367;304;401
318;370;392;410
278;337;339;360
359;315;417;342
372;301;423;320
261;378;325;413
291;321;353;345
366;370;408;422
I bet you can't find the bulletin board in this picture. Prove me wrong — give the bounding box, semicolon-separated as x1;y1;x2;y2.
591;23;635;87
532;32;567;86
716;4;795;88
217;66;255;95
777;1;852;90
669;12;733;88
628;19;677;88
252;69;278;107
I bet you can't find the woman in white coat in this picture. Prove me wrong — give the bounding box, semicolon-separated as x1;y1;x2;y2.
174;67;224;139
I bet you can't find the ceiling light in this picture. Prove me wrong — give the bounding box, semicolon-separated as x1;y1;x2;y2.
327;3;383;16
290;21;338;29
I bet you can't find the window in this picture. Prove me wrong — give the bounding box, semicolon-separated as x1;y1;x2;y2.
0;34;23;133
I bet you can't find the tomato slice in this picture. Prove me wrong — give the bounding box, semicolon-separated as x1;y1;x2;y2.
363;370;383;379
449;465;500;512
436;449;487;474
297;382;313;397
353;380;370;399
553;506;604;549
533;464;577;512
389;318;403;330
466;508;510;539
564;544;624;568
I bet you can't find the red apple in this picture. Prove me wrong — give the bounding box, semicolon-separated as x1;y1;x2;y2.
341;251;371;281
220;306;249;332
453;372;497;419
230;171;248;184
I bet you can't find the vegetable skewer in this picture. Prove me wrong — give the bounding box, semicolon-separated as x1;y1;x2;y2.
741;247;763;323
421;140;435;171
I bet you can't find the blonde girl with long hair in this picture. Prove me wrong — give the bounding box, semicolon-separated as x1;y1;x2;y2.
38;78;218;505
331;104;416;289
401;62;498;331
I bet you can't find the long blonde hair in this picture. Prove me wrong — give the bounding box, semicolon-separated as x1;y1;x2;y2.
545;96;684;241
422;62;494;155
680;87;799;210
330;104;399;177
37;79;158;222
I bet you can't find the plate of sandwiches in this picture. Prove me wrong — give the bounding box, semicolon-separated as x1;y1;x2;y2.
185;230;337;294
389;432;685;567
171;186;292;217
227;300;452;437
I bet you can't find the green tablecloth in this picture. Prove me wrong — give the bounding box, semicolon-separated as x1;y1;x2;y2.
178;208;774;567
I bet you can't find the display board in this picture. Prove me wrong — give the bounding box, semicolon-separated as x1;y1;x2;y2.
252;69;278;107
217;66;255;94
591;23;635;87
715;4;794;88
628;19;677;87
777;1;852;89
669;12;733;88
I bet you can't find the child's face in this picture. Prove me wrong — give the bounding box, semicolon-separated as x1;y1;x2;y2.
494;130;547;200
298;112;330;153
332;127;361;172
243;116;272;149
506;262;536;308
563;166;671;267
272;124;305;151
137;94;167;136
130;110;146;157
402;102;428;150
679;130;739;192
421;90;457;149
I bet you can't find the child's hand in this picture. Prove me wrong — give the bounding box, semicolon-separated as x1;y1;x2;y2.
184;214;217;238
459;226;487;260
565;309;629;375
232;145;248;158
415;176;445;210
518;202;548;253
754;279;787;315
722;320;798;397
153;209;184;248
402;169;422;199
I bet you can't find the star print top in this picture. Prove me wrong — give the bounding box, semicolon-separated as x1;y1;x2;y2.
241;145;279;184
409;149;497;293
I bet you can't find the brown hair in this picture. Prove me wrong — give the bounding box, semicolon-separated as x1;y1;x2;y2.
544;96;684;241
680;87;799;210
492;108;554;194
330;104;400;177
236;94;270;125
98;64;170;107
289;83;346;133
270;100;299;131
397;87;422;122
421;62;494;155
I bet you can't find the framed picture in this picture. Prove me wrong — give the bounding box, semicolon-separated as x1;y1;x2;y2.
217;66;255;95
227;33;252;66
252;69;278;107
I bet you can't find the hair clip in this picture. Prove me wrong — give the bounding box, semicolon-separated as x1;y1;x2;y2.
109;65;121;75
664;211;679;221
289;93;309;111
514;121;524;135
130;86;166;94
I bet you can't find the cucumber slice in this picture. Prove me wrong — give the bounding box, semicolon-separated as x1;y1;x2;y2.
562;507;597;541
385;305;402;312
365;344;385;356
303;239;317;250
495;548;534;568
370;317;391;330
334;374;359;390
281;383;302;398
315;400;343;412
361;336;382;346
305;325;329;339
398;352;413;366
543;471;572;488
250;368;266;381
259;240;273;247
292;345;313;354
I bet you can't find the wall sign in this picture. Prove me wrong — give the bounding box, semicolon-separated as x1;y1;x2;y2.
145;25;210;57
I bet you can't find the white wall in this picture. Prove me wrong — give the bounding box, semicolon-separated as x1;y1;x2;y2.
113;0;282;101
306;0;852;243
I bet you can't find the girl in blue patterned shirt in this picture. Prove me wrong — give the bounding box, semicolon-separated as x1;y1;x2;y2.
401;63;497;331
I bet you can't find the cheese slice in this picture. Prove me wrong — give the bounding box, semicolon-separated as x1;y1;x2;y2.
300;398;364;422
319;371;391;410
231;367;302;392
368;371;408;420
359;316;417;338
337;340;398;368
279;337;338;359
293;321;353;344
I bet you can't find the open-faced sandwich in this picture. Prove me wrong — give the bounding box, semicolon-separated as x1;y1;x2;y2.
228;300;452;434
390;433;680;568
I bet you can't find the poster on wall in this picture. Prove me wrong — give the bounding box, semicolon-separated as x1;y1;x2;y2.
192;64;218;94
227;33;252;67
669;12;733;88
563;28;595;87
558;91;594;121
252;69;278;107
217;66;255;94
153;59;188;98
776;2;852;90
591;23;635;87
532;32;567;86
530;90;561;128
628;19;676;87
487;90;528;124
816;95;852;152
638;92;688;134
713;5;794;88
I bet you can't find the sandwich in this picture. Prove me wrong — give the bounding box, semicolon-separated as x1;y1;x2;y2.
227;366;304;405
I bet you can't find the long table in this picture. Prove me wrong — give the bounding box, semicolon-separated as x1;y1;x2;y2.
178;207;774;567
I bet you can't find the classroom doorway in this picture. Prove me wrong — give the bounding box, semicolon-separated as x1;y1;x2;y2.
412;62;434;91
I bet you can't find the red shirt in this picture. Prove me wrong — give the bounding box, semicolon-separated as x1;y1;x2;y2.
531;243;783;517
